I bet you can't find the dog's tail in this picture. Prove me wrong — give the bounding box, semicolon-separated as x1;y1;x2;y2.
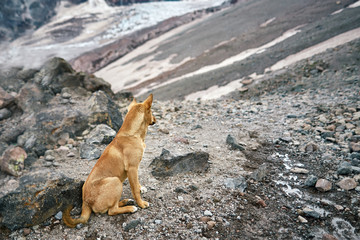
62;203;92;228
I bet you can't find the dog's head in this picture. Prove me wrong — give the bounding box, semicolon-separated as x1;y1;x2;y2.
127;94;156;127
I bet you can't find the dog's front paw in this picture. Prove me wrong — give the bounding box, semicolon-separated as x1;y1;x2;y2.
130;206;138;213
138;200;150;209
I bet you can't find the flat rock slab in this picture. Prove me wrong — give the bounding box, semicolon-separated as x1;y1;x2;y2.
0;170;83;230
149;149;210;178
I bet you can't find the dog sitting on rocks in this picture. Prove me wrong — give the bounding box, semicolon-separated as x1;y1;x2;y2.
63;94;156;228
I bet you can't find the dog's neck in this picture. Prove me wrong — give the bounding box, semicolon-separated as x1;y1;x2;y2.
118;116;148;141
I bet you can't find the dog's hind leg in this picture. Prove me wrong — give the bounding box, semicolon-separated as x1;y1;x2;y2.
118;199;134;207
91;177;136;215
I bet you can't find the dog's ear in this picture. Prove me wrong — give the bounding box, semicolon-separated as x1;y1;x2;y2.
128;97;137;111
143;94;153;109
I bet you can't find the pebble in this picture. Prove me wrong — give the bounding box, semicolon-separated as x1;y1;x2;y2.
304;143;318;152
204;210;213;217
159;128;170;134
336;177;357;190
322;233;338;240
67;152;76;157
337;161;352;175
298;216;308;223
0;108;12;120
290;167;309;174
302;207;321;219
199;216;211;223
304;175;318;187
334;205;344;211
154;219;162;224
315;179;332;192
207;221;216;229
45;155;55;161
54;211;62;220
23;228;31;236
124;219;142;231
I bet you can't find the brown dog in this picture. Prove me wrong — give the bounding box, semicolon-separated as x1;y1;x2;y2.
63;94;156;228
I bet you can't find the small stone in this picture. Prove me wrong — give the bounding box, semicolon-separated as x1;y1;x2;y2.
345;123;355;129
280;137;292;143
45;155;55;161
337;161;352;175
298;216;308;223
305;143;318;152
304;175;318;187
351;166;360;174
174;137;189;145
178;196;184;201
67;152;76;157
23;228;31;236
250;164;268;182
207;221;216;229
334;205;344;211
303;207;320;219
0;108;12;120
315;179;332;192
353;112;360;121
191;125;202;130
336;177;357;190
159;128;169;134
0;146;27;176
79;143;101;160
224;177;247;192
354;174;360;182
290;167;309;174
204;210;212;217
226;134;245;151
326;124;336;131
61;92;71;99
175;187;188;194
349;142;360;152
54;211;63;220
241;79;253;85
256;199;267;208
154;219;162;225
199;216;211;223
124;219;142;231
238;87;248;92
322;233;338;240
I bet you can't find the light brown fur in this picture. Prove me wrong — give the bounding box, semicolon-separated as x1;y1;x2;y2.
63;94;156;228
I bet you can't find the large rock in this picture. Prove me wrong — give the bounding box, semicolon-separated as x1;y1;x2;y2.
149;149;210;178
0;58;123;165
86;124;117;145
0;146;27;176
0;170;83;230
34;57;81;94
87;91;123;131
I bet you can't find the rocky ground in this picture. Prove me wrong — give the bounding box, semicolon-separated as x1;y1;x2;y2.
1;37;359;239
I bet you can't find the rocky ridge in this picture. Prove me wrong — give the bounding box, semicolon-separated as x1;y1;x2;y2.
0;37;359;239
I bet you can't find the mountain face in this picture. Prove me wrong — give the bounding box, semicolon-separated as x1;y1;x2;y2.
0;0;60;41
0;0;179;42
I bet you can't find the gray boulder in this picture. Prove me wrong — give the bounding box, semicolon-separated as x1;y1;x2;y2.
86;124;117;145
150;149;210;178
0;170;83;230
224;177;247;192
